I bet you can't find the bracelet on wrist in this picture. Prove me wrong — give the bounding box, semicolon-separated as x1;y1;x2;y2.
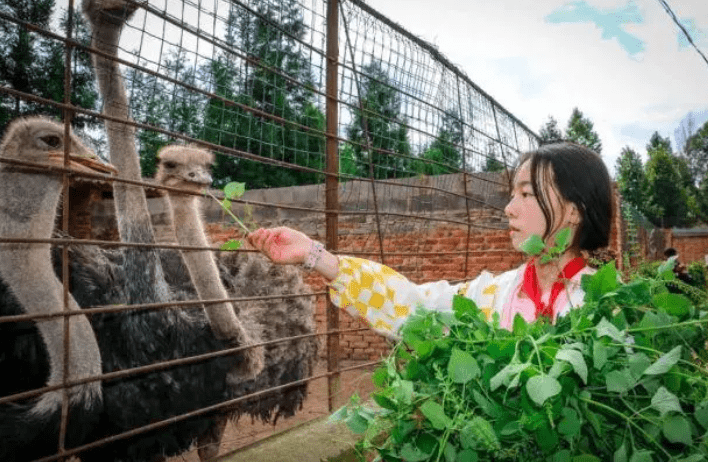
303;240;325;271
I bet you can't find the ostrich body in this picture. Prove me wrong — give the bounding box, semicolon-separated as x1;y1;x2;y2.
0;118;105;460
155;145;319;459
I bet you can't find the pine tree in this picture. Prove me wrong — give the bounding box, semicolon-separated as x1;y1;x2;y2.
417;109;464;175
615;146;647;211
538;116;563;143
346;60;412;179
204;1;325;188
565;108;602;154
0;2;98;130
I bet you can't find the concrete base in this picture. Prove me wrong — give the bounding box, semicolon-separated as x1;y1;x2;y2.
219;415;361;462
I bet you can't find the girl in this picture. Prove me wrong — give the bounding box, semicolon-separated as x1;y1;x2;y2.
247;142;613;339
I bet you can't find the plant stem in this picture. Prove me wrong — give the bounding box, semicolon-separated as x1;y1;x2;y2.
206;191;251;234
580;396;671;459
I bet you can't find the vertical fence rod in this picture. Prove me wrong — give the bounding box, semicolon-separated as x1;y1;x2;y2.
339;2;386;265
59;0;76;456
325;0;341;413
456;76;473;278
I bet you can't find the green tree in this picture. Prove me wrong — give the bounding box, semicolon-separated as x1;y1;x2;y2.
0;1;98;130
128;50;206;177
416;109;463;175
565;107;602;154
204;1;324;188
684;120;708;185
644;143;691;228
615;146;647;210
346;60;412;179
538;116;563;143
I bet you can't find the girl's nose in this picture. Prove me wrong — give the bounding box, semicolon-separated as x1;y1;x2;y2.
504;197;515;218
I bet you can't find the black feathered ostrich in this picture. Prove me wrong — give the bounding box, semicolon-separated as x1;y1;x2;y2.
0;1;317;461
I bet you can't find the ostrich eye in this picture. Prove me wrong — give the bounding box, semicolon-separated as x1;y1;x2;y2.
40;135;62;149
163;161;177;169
188;172;196;178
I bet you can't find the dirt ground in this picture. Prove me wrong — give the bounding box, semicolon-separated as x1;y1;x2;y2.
165;360;379;462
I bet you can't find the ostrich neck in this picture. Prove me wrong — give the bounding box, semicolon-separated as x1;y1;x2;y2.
91;18;153;244
167;194;242;341
0;171;102;401
90;16;172;303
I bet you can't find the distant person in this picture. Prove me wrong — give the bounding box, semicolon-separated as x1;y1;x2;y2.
248;142;612;338
664;247;693;287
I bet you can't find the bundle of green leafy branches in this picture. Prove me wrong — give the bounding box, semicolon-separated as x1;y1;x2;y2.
333;257;708;462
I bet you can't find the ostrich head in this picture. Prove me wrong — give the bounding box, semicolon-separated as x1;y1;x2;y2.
0;117;114;176
155;145;214;194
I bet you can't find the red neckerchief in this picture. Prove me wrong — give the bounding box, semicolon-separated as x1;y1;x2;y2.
522;257;586;320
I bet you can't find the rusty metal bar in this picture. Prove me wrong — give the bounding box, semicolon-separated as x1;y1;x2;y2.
325;0;341;414
339;2;386;265
0;326;373;407
31;359;384;462
57;0;77;454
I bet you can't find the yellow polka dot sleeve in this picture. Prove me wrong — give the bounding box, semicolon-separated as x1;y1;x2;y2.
328;256;465;339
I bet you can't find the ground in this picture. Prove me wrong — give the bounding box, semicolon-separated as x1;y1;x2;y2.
165;359;379;462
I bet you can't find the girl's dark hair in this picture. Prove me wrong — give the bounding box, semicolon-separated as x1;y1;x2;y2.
517;142;613;251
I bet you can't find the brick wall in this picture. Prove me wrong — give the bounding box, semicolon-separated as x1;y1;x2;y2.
666;231;708;265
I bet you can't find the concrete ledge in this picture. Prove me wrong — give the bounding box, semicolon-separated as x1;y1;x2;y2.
220;415;360;462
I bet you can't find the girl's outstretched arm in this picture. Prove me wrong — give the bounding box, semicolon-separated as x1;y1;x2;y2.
247;227;340;280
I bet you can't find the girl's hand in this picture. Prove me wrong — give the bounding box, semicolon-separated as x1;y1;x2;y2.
247;227;311;265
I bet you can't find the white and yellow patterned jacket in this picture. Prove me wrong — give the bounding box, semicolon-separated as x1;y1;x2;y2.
328;256;591;339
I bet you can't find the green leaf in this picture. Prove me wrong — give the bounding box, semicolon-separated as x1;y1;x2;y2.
583;262;618;302
674;456;705;462
628;451;653;462
593;341;608;370
652;292;692;318
395;380;414;404
662;414;692;445
345;411;369;434
694;403;708;429
657;256;677;276
372;393;396;411
606;369;637;394
220;239;242;251
596;318;624;342
490;362;530;391
554;227;572;250
472;390;504;419
643;346;681;376
526;375;562;406
558;407;581;438
453;294;478;321
400;443;430;462
457;449;479;462
328;405;348;423
551;449;571;462
613;442;627;462
650;386;683;417
223;181;246;199
520;234;545;256
556;348;588;384
420;400;451;430
448;348;480;383
220;198;232;211
572;456;601;462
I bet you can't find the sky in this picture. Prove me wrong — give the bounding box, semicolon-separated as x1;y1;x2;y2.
364;0;708;176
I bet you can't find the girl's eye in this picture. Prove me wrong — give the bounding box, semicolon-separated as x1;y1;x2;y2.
521;191;534;198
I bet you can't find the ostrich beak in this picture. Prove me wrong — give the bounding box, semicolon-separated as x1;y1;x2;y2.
190;170;213;187
46;152;117;175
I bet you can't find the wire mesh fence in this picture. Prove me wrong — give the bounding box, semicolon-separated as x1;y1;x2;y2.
0;0;538;460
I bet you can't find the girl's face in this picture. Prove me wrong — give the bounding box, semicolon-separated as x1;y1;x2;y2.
504;161;579;251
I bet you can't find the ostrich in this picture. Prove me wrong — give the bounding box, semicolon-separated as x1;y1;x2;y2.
0;117;105;461
154;145;318;459
80;0;260;360
0;117;254;461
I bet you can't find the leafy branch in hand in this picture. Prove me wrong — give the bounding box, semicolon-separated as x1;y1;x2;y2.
204;181;252;251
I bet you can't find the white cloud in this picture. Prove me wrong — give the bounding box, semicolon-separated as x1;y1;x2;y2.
365;0;708;175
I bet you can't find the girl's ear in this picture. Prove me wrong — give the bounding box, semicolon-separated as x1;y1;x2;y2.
567;203;582;226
